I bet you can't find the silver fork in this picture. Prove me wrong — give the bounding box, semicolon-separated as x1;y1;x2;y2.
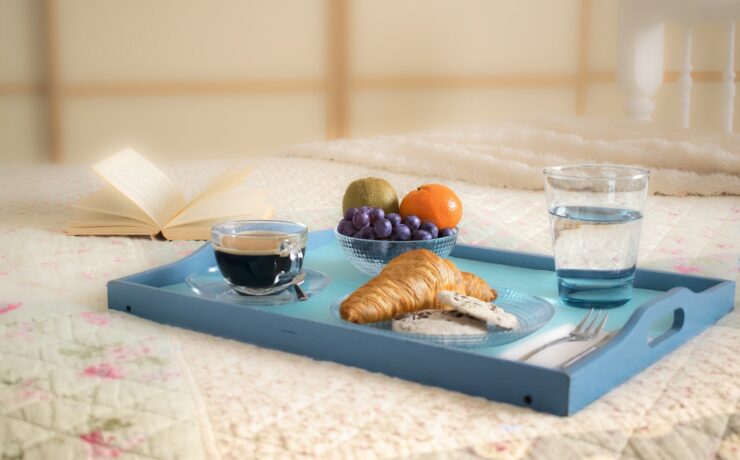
519;309;609;362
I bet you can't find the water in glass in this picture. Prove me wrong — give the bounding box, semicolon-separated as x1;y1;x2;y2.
549;205;643;307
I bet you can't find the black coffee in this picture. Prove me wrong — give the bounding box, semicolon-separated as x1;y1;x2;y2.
214;231;305;290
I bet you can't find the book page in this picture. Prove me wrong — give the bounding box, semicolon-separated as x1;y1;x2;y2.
165;188;271;228
160;222;219;240
92;148;186;228
66;227;156;237
162;207;272;240
72;184;155;225
66;210;158;236
175;164;253;216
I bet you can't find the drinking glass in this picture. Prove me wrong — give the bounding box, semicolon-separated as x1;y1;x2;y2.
543;165;649;308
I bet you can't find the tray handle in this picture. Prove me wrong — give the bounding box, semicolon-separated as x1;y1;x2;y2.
572;281;734;371
622;289;688;356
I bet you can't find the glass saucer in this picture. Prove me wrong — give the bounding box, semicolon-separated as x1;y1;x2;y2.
186;268;329;306
331;287;554;349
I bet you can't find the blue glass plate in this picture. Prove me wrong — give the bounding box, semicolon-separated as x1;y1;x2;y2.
186;268;330;306
331;287;554;349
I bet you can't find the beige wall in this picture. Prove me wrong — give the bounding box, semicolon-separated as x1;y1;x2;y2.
1;0;738;164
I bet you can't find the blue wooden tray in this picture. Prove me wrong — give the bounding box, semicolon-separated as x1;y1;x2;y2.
107;229;735;416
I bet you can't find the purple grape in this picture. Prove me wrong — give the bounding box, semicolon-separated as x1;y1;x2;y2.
355;226;376;240
386;213;401;226
439;227;457;238
337;219;356;237
391;223;411;241
359;206;372;214
344;207;359;220
369;208;385;223
373;218;392;238
403;215;421;231
419;221;438;238
411;229;433;241
352;212;370;230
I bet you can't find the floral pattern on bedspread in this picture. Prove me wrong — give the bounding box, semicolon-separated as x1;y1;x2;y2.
0;159;738;459
0;302;215;459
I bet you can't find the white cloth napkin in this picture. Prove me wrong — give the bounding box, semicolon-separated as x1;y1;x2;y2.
497;324;609;368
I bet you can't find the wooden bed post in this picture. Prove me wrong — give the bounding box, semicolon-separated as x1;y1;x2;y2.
678;25;693;129
618;0;665;123
42;0;63;163
722;20;736;133
326;0;349;139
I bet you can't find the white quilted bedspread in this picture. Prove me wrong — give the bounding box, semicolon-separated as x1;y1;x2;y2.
1;157;739;460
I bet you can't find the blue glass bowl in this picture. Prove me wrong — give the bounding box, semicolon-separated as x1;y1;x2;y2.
331;288;554;349
335;228;458;276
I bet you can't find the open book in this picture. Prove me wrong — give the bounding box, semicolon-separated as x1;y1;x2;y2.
66;148;272;240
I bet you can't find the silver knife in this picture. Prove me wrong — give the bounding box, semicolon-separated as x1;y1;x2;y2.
558;331;616;369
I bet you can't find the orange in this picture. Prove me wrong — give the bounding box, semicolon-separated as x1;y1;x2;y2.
399;184;463;229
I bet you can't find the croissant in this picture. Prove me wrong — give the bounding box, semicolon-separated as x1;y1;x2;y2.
340;249;497;324
461;272;497;303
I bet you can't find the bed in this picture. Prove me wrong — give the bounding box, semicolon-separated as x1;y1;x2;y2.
1;118;739;459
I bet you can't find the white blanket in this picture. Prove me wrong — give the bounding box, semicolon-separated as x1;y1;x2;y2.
281;117;740;196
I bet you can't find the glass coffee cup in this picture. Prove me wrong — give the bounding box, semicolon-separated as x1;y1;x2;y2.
211;220;307;295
